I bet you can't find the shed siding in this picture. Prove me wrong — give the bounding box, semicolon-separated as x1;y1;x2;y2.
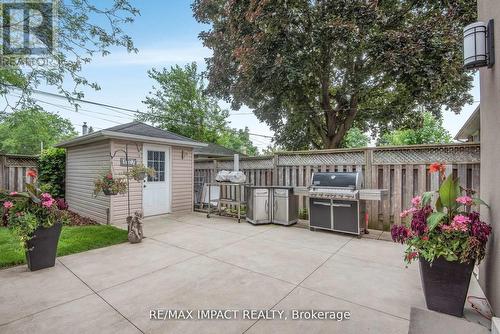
171;146;194;212
109;140;143;226
65;140;111;224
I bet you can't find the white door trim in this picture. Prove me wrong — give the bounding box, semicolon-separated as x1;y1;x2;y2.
142;144;172;216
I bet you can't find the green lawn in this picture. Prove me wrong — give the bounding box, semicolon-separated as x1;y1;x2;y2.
0;225;128;269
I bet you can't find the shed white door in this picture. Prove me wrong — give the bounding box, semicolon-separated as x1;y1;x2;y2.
143;145;171;216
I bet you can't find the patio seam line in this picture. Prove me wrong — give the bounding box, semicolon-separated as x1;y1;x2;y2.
149;234;304;287
151;223;254;239
167;216;277;237
149;220;276;255
191;222;276;237
248;233;353;254
93;253;201;293
95;230;268;293
296;251;420;321
298;285;411;321
56;259;145;334
0;292;95;327
333;252;419;272
149;229;312;286
242;237;355;333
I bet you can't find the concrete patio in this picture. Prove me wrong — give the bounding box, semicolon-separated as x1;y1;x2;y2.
0;212;487;333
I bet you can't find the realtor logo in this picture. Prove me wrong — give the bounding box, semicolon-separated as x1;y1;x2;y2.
0;0;58;56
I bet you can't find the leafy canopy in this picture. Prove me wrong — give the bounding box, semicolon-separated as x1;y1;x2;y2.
378;112;452;146
138;63;258;155
0;108;77;155
1;0;139;106
341;127;370;148
193;0;475;149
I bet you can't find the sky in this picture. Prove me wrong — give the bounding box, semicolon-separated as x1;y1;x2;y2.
4;1;480;150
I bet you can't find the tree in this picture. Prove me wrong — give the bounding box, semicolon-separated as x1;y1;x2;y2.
217;127;258;156
340;127;370;148
139;63;258;155
0;108;77;154
1;1;139;106
193;1;475;149
378;112;452;146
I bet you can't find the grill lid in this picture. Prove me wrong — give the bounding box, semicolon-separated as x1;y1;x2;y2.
310;172;361;189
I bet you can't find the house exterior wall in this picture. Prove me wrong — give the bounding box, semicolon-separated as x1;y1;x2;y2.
478;0;500;315
109;140;143;227
171;146;194;212
65;140;111;225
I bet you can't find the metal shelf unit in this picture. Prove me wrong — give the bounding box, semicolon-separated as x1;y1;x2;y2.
205;182;248;223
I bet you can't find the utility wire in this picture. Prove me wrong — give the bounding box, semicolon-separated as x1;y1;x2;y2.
9;88;274;139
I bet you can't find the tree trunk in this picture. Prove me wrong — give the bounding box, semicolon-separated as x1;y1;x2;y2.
322;97;359;149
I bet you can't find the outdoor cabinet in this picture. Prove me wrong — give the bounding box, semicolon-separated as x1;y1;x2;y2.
246;186;298;225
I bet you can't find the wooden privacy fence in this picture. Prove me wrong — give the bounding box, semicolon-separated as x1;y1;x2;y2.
0;154;38;192
194;143;480;231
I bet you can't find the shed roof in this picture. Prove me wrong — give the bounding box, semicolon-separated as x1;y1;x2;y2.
56;122;207;148
454;106;480;141
194;142;245;157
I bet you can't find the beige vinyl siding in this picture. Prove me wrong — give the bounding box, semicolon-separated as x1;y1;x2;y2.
171;146;194;212
109;140;143;226
65;140;111;224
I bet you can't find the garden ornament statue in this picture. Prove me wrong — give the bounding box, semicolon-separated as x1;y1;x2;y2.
127;211;143;243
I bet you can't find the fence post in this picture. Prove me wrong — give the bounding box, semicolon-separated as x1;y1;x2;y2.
272;154;278;186
364;149;375;228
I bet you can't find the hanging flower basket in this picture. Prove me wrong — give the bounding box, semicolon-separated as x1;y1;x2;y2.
126;164;156;181
93;170;128;197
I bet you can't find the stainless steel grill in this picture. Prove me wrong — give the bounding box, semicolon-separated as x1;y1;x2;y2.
308;172;364;235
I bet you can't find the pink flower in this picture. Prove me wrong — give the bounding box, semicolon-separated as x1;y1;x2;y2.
442;215;470;233
41;198;55;208
9;191;17;195
3;201;13;209
456;196;473;206
411;196;422;207
41;193;53;200
453;215;470;225
400;207;417;218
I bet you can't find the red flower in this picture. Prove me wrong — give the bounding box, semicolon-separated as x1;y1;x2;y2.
429;163;445;174
106;173;113;180
26;169;37;178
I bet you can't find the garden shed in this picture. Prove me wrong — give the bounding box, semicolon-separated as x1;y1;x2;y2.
56;122;206;226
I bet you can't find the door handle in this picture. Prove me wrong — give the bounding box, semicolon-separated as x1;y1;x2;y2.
265;199;268;213
332;203;351;208
313;202;331;206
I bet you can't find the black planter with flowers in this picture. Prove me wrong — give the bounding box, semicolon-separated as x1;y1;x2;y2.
391;162;492;317
419;256;474;316
2;169;69;271
25;222;62;271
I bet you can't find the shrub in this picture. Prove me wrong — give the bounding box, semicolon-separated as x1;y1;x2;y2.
38;147;66;198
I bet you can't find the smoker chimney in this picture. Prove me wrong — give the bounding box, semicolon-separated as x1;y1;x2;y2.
82;122;88;135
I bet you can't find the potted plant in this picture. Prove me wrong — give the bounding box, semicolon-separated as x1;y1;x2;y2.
93;170;128;196
2;169;69;271
126;164;155;181
391;162;491;317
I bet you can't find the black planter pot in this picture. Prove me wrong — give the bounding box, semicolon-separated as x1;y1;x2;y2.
419;257;474;317
25;223;62;271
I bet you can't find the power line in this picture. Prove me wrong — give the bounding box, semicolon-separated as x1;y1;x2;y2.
8;88;276;141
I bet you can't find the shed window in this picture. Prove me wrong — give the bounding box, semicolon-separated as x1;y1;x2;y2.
147;150;166;182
